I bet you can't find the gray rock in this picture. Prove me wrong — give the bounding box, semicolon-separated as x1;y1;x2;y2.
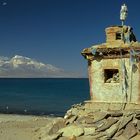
48;119;66;135
132;118;138;126
39;118;65;140
118;115;133;131
62;108;140;140
105;121;120;138
64;109;73;120
114;129;124;137
135;114;140;119
80;123;95;128
135;110;140;115
77;116;93;124
72;103;82;108
108;111;123;117
78;110;88;117
85;117;94;124
58;124;84;137
94;119;106;129
115;135;127;140
93;112;108;123
122;122;137;139
137;120;140;131
76;116;86;124
84;127;96;135
77;116;94;124
124;110;135;117
89;132;106;139
71;108;79;116
65;115;78;125
97;118;118;132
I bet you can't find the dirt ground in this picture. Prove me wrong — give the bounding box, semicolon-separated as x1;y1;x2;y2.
0;114;56;140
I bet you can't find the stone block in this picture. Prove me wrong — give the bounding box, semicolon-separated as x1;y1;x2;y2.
118;115;133;131
84;127;96;135
97;118;118;132
58;124;84;137
122;122;137;139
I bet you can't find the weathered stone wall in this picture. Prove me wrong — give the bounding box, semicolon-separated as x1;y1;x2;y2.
88;57;140;104
105;26;122;43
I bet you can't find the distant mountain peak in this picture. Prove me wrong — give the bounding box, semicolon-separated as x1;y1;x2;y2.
12;55;31;61
14;55;25;58
0;55;80;78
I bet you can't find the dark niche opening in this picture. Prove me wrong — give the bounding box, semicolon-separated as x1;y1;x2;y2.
116;32;121;40
104;69;119;83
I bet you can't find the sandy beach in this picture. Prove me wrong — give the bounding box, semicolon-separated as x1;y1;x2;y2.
0;114;58;140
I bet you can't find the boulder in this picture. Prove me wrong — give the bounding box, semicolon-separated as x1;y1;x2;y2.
58;124;84;137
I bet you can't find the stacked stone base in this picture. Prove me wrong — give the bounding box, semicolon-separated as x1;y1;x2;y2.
84;100;140;111
38;102;140;140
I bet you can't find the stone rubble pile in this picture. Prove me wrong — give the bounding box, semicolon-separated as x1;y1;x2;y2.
38;103;140;140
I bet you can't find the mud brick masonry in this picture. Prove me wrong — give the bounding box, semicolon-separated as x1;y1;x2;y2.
81;25;140;110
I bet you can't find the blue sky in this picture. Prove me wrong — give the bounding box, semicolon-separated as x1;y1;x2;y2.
0;0;139;77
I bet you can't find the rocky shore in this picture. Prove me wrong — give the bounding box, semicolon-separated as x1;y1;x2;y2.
38;103;140;140
1;104;140;140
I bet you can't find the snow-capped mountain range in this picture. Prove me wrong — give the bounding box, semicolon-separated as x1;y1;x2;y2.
0;55;79;78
